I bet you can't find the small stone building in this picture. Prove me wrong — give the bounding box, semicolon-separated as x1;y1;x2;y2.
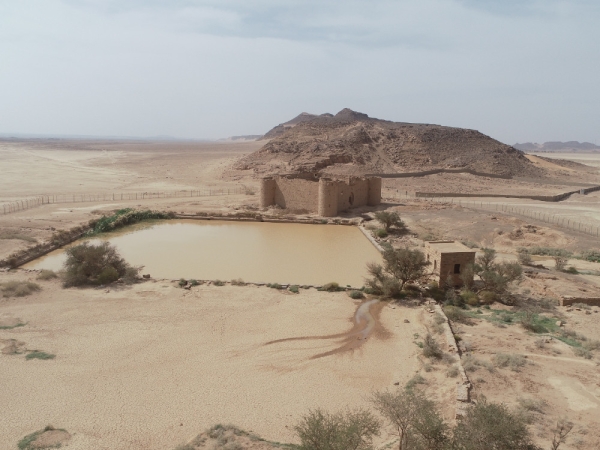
425;241;476;288
260;174;381;217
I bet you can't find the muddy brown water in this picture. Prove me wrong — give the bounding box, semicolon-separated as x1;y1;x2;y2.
24;220;382;286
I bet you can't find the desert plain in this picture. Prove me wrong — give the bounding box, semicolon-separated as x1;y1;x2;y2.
1;136;600;450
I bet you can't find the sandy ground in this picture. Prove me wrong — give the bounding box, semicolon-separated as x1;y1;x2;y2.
455;308;600;449
0;272;427;450
2;141;600;449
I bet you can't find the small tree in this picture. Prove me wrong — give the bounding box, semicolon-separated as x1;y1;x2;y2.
553;254;568;271
476;248;497;272
460;264;475;291
452;398;540;450
295;408;380;450
517;248;532;266
374;211;405;232
63;242;138;287
371;389;448;450
550;419;574;450
366;247;427;296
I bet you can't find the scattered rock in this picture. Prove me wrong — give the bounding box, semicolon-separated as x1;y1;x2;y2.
404;319;410;323
393;381;400;386
556;320;563;327
143;274;151;279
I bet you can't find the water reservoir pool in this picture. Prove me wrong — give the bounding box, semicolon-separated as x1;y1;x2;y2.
24;220;382;286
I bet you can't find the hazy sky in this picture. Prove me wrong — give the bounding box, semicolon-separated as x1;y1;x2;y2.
1;0;599;143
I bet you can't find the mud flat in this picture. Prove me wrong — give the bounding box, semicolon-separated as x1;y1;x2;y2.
0;277;424;449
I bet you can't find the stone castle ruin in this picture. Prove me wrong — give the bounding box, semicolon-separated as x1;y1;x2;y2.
260;174;382;217
425;241;476;288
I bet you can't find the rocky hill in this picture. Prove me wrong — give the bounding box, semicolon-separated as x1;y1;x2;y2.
515;141;600;152
236;108;543;177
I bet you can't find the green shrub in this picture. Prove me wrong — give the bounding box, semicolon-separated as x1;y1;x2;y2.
446;365;460;378
230;278;245;286
90;208;175;234
267;283;283;289
565;266;578;274
374;228;388;238
479;290;497;304
321;282;341;292
26;351;55;361
374;211;405;232
427;281;445;301
213;280;225;286
189;279;200;286
348;290;364;299
573;347;592;359
295;408;380;450
63;242;137;287
443;306;470;324
460;290;479;306
519;311;548;333
178;279;187;287
97;266;120;285
528;246;572;257
1;281;41;297
18;426;68;450
289;285;299;294
581;250;600;262
37;270;58;281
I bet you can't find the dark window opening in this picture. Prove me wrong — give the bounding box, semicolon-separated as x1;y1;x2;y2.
434;260;437;270
349;192;355;205
454;264;461;274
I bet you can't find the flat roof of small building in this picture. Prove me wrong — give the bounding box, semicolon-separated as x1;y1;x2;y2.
425;241;475;253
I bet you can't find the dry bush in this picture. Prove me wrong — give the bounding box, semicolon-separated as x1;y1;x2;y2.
493;353;526;371
422;333;443;359
63;242;138;287
295;408;380;450
1;281;41;297
36;270;58;281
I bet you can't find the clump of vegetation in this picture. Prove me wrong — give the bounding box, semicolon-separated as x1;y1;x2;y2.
460;290;479;306
26;351;56;361
230;278;245;286
36;269;58;281
321;282;342;292
374;228;388;238
289;285;299;294
462;354;494;373
472;248;523;301
564;266;578;274
366;247;427;298
63;242;138;287
90;208;175;234
519;310;550;333
493;353;526;371
189;279;200;286
374;211;405;232
422;333;443;359
348;290;364;299
1;281;41;297
178;278;188;287
553;252;570;271
426;281;445;301
517;248;532;265
528;246;573;257
443;305;470;324
213;280;225;287
295;408;380;450
267;283;283;289
446;365;460;377
453;398;540;450
581;249;600;263
405;374;427;390
371;388;448;450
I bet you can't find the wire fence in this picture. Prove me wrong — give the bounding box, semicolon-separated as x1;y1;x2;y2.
385;191;600;238
1;187;247;215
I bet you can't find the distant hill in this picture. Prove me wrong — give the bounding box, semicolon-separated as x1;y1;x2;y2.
515;141;600;152
235;108;543;177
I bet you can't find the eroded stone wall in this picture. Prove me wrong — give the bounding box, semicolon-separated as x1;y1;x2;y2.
260;175;381;217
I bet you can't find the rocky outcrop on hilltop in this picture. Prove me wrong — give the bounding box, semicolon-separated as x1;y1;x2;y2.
260;112;334;140
236;108;543;178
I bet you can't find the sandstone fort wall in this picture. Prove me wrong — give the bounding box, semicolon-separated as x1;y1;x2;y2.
260;175;381;217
